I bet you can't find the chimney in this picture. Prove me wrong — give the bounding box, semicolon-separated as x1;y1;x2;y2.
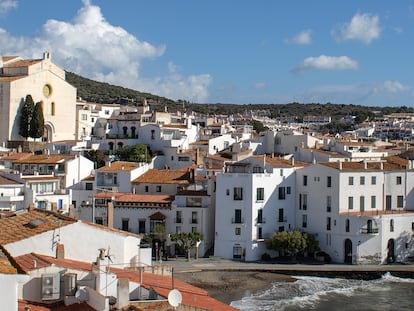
380;162;383;170
291;157;295;166
363;160;367;170
338;161;342;170
107;201;114;228
56;243;65;259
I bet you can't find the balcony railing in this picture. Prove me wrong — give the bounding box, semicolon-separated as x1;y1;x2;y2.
231;218;244;224
360;227;379;234
278;217;287;223
256;217;266;224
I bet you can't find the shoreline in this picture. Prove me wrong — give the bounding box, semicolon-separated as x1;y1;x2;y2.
174;270;295;305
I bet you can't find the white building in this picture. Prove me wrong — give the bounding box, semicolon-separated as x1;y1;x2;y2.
0;52;77;145
296;158;414;264
214;155;305;261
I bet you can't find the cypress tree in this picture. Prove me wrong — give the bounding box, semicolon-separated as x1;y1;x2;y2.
29;101;45;140
19;94;35;139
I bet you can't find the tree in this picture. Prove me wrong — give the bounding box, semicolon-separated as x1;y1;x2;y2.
29;101;45;140
84;150;106;168
170;232;204;261
19;94;35;139
115;144;151;162
266;230;313;257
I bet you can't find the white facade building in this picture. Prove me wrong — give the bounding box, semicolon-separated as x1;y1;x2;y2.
296;159;414;264
214;156;303;261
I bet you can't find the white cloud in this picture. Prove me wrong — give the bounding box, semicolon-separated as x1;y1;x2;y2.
332;13;381;44
285;29;312;45
0;0;211;102
254;82;266;90
374;80;408;94
0;0;17;16
292;55;359;73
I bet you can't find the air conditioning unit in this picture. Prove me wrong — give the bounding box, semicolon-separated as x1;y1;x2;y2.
63;273;77;296
41;273;60;300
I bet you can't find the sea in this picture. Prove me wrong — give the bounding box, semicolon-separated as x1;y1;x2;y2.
230;273;414;311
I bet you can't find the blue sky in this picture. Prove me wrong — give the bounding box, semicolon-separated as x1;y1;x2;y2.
0;0;413;107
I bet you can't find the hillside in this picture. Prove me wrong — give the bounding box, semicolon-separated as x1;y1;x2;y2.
65;71;414;119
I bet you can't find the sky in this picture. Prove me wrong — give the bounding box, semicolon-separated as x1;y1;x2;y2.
0;0;414;107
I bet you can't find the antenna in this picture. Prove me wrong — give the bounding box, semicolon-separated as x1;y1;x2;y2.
168;289;182;308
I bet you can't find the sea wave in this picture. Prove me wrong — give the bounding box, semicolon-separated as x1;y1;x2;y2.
230;273;414;311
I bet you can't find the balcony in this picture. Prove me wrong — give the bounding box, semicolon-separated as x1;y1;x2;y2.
278;217;287;223
360;227;379;234
231;218;244;224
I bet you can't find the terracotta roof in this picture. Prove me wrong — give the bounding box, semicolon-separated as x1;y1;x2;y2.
15;253;237;311
0;246;17;274
0;152;32;161
98;161;138;171
252;155;308;168
321;160;404;171
0;209;76;245
18;300;95;311
3;59;42;67
149;211;166;220
13;154;75;164
132;169;191;184
21;176;60;181
91;192;174;206
0;75;25;82
190;140;209;145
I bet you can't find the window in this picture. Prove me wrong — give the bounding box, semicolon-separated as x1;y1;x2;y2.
278;208;285;222
145;186;149;192
371;176;376;185
175;211;182;223
253;166;263;173
348;176;354;185
280;169;283;176
348;196;354;210
327;176;332;188
302;194;307;210
81;114;87;121
278;187;286;200
233;187;243;200
258;227;263;239
95;217;103;225
191;227;197;233
122;219;129;231
371;196;376;209
234;209;242;224
233;245;242;259
151;129;155;140
326;196;332;212
286;186;291;194
226;189;230;196
326;217;331;231
256;188;264;201
360;176;365;185
397;195;404;208
138;220;145;233
386;195;392;210
85;182;93;190
51;102;55;116
360;196;365;212
156;185;161;192
235;227;241;235
303;175;308;186
396;176;402;185
176;226;182;233
257;209;263;223
390;219;394;232
302;215;307;228
191;211;198;224
345;219;350;232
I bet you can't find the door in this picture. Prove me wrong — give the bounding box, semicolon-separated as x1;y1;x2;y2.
344;239;353;264
387;239;395;263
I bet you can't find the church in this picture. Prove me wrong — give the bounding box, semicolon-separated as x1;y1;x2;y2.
0;52;77;147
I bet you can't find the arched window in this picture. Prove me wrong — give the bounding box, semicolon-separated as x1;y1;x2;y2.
390;219;394;232
51;102;55;116
131;126;136;138
367;219;373;233
117;142;123;148
123;126;128;136
108;142;114;151
345;219;350;232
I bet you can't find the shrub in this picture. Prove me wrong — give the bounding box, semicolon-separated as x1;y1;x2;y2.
261;253;271;261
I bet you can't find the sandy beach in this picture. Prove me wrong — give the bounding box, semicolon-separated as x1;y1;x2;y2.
173;270;294;305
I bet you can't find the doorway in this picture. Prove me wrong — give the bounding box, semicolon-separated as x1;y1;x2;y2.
344;239;353;264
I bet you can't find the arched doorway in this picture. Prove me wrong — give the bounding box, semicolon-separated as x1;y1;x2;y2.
344;239;353;264
387;239;395;263
43;123;54;143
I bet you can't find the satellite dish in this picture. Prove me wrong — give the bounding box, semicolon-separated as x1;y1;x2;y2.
168;289;182;307
75;288;88;302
